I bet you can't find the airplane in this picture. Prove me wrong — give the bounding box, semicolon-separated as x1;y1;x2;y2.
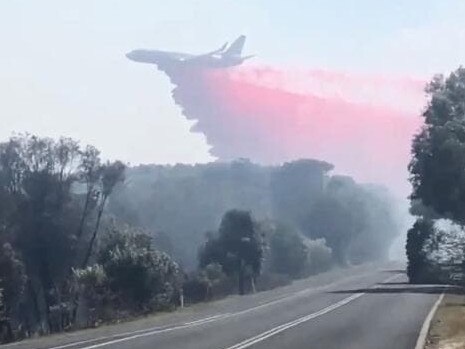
126;35;254;69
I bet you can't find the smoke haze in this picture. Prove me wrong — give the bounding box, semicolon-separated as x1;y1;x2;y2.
164;64;425;195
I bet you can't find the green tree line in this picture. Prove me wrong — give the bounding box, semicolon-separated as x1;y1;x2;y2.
407;67;465;283
0;134;401;343
0;134;179;342
110;159;401;270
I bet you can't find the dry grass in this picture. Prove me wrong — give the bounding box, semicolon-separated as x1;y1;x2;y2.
426;292;465;349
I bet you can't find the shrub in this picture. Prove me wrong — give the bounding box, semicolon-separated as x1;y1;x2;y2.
255;273;292;292
269;226;308;278
184;263;234;303
73;264;112;325
98;230;181;311
305;238;333;275
74;228;182;324
406;219;436;283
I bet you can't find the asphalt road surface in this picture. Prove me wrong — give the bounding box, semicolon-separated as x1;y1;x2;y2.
3;263;444;349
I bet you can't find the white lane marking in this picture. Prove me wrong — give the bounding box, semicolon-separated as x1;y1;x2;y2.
40;268;392;349
45;339;108;349
43;314;230;349
223;274;401;349
54;314;230;349
231;270;379;317
184;314;230;325
224;293;364;349
38;270;374;349
414;291;445;349
44;328;167;349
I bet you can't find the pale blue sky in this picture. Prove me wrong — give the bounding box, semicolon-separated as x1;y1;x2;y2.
1;1;464;164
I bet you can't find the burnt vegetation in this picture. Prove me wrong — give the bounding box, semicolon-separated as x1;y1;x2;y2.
0;135;400;343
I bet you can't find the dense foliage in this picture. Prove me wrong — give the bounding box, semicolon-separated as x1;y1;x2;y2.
410;67;465;224
0;133;402;342
110;159;401;269
268;224;309;277
74;226;181;324
0;134;180;342
406;219;435;283
199;210;263;295
407;67;465;283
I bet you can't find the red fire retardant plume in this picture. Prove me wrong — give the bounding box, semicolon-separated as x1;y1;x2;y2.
167;65;425;194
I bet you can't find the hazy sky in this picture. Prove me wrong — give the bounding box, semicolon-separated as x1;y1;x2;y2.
1;1;465;165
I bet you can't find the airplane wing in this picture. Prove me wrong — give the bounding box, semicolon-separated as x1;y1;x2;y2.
167;42;228;62
206;42;228;55
158;51;195;61
184;42;228;61
182;54;211;63
182;45;226;62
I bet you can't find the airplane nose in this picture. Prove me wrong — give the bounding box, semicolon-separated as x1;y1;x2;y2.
126;51;139;61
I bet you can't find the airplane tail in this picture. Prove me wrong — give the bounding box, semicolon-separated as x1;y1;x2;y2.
222;35;246;57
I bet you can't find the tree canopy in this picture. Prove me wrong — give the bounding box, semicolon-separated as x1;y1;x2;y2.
410;67;465;224
407;67;465;283
0;134;144;340
200;210;263;295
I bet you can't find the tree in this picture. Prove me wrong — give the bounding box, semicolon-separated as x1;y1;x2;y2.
406;219;436;283
0;244;26;343
74;160;125;324
75;226;181;317
77;145;101;240
0;134;130;335
268;224;308;278
305;238;333;274
54;137;80;184
82;161;126;268
0;134;81;332
410;67;465;224
200;210;263;295
101;227;178;309
302;176;397;265
304;176;365;265
0;287;4;320
72;264;108;326
271;159;333;228
408;67;465;283
0;285;7;342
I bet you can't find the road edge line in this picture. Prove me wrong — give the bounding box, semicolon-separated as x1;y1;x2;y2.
33;268;378;349
223;273;400;349
414;291;445;349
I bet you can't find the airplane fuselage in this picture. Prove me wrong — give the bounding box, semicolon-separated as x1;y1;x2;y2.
126;50;174;64
126;36;252;70
126;49;245;69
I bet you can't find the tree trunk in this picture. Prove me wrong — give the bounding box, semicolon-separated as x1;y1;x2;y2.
238;260;245;295
81;197;106;269
38;257;55;334
0;319;13;343
250;276;256;294
73;197;106;325
26;279;41;331
77;190;91;239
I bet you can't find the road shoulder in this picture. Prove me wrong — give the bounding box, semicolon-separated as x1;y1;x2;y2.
0;263;386;349
425;290;465;349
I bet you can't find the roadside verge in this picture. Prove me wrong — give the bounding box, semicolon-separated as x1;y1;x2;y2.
424;289;465;349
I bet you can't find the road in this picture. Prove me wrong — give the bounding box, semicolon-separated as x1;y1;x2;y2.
2;264;444;349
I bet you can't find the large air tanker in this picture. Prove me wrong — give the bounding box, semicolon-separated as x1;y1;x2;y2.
126;35;253;69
